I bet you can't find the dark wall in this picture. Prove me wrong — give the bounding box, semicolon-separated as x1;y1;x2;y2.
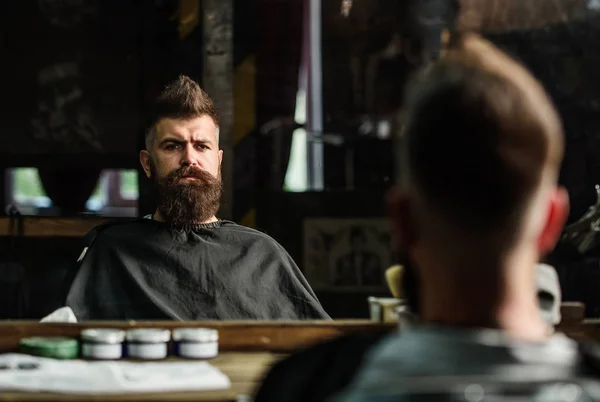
0;236;82;319
0;0;145;168
486;16;600;223
0;0;204;169
258;190;392;318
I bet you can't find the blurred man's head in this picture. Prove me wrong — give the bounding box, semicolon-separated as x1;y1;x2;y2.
139;76;223;227
388;34;568;335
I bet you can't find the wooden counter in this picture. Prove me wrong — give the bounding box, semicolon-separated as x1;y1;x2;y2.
0;307;591;401
0;320;394;402
0;320;395;353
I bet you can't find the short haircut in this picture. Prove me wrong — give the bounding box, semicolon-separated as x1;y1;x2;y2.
145;75;220;150
399;34;563;244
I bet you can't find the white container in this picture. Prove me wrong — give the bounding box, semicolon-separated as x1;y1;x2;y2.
172;328;219;359
368;297;404;322
126;329;171;360
81;329;125;360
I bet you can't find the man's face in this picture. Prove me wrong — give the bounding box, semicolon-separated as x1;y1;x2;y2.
141;115;222;181
139;115;224;226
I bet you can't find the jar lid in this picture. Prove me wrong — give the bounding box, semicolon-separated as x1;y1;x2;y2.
20;337;79;359
81;328;126;344
126;329;171;343
369;297;401;305
172;328;218;342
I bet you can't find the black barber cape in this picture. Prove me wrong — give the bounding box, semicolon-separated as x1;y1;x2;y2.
64;219;329;320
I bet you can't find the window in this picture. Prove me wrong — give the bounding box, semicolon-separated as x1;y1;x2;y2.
284;88;309;192
5;168;138;217
284;0;324;191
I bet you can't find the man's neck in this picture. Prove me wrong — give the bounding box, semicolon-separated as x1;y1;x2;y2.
418;253;549;342
152;210;218;225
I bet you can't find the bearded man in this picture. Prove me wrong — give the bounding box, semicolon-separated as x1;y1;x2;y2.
57;76;329;321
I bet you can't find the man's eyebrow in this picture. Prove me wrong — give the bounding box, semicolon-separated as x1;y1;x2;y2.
157;137;217;148
193;138;214;144
158;137;185;145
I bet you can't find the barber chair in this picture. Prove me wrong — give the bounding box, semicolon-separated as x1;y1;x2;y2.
554;185;600;317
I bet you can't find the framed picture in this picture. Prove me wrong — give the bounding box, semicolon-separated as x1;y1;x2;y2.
303;218;391;291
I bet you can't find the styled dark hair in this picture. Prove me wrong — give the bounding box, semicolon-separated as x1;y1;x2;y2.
398;34;563;246
145;75;220;149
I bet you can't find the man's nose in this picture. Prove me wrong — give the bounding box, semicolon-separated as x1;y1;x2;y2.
180;144;199;167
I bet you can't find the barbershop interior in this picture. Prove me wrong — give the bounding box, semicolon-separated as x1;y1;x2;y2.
1;0;600;400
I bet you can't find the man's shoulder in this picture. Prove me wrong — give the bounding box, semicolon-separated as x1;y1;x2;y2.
219;221;284;248
331;335;600;402
255;331;389;402
578;341;600;377
83;218;150;246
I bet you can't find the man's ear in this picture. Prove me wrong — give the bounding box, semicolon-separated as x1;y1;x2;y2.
387;187;416;255
218;149;223;165
139;150;152;178
538;186;570;254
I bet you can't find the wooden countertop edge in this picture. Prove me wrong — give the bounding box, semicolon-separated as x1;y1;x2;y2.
0;320;397;353
0;319;596;352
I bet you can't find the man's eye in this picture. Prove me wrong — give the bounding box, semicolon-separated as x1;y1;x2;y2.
197;144;209;150
165;144;179;150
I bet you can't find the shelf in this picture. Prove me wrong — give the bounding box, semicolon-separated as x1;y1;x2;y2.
0;217;111;238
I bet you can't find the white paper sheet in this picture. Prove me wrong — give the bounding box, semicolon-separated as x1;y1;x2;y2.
39;307;78;323
0;354;231;394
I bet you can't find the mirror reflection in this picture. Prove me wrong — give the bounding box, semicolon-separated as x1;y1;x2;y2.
0;0;598;325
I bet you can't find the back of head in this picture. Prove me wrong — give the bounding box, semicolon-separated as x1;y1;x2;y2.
399;34;564;253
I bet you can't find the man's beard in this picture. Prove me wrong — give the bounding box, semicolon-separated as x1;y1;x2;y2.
151;163;223;229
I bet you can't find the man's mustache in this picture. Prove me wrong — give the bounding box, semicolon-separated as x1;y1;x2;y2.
168;167;215;184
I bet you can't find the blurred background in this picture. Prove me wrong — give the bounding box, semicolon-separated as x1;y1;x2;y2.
0;0;599;320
